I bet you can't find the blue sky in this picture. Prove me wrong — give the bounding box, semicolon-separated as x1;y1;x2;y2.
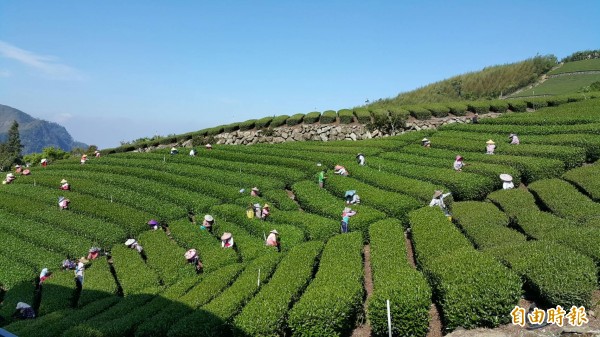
0;1;598;148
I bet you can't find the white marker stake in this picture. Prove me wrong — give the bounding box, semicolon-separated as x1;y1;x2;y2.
387;299;392;337
34;179;36;186
110;195;113;203
257;269;261;287
163;155;166;163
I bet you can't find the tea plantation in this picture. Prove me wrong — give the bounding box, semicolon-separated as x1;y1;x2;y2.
1;97;600;336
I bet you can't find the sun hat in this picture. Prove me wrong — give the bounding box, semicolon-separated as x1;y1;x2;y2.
316;162;322;167
221;232;232;241
509;134;516;138
7;173;14;178
15;164;20;168
184;249;197;260
455;155;463;161
253;203;261;208
343;207;352;213
22;169;30;175
205;144;212;148
334;165;342;170
263;204;270;208
486;139;495;144
89;247;100;253
147;219;158;225
16;302;30;310
58;196;65;202
433;190;443;198
94;150;99;154
422;138;429;142
82;154;87;157
61;179;68;184
239;188;245;193
499;174;513;182
345;190;356;197
204;215;214;222
252;187;259;191
79;257;89;263
125;239;136;246
356;153;363;157
270;230;279;235
40;268;49;278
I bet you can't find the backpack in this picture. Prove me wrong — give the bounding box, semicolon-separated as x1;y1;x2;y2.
246;209;254;219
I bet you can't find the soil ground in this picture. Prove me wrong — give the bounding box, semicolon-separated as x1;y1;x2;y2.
351;245;374;337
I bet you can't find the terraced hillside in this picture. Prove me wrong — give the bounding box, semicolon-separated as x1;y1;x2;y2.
1;98;600;336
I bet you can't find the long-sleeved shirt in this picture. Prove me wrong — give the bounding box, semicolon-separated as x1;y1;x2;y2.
429;193;452;209
486;144;496;154
453;160;464;171
510;136;520;145
266;233;278;246
222;238;234;248
502;182;515;190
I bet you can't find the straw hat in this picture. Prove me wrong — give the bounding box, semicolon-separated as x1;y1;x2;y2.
422;138;429;142
356;153;364;157
61;179;68;184
239;188;245;193
204;215;214;222
23;169;30;175
433;190;443;198
15;165;20;168
455;155;463;161
316;162;322;167
40;268;49;278
7;173;14;178
252;187;259;192
486;140;495;145
221;232;232;241
205;144;212;148
343;207;352;213
125;239;136;246
263;204;270;208
147;219;158;225
184;249;197;260
78;257;89;263
82;154;88;157
270;230;279;235
253;203;261;208
499;174;513;182
509;134;516;138
334;165;342;170
94;150;99;154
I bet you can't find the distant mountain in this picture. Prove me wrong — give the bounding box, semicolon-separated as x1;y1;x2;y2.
0;104;87;154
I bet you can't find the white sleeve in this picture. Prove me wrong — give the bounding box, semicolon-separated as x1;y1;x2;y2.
429;199;436;207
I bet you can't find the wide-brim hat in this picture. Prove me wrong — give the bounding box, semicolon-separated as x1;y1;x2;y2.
345;190;356;197
221;232;232;240
433;190;443;198
61;179;68;184
82;154;88;157
356;153;363;157
78;257;89;263
270;230;279;235
41;158;47;162
499;174;513;182
204;215;214;222
239;188;245;193
334;165;342;170
22;170;30;175
147;219;158;225
15;165;21;168
253;203;261;208
40;268;49;277
455;155;463;161
486;140;495;144
58;196;65;202
252;187;259;191
316;162;322;167
184;249;197;260
125;239;136;246
263;204;270;208
509;134;516;138
94;150;99;153
343;207;352;213
7;173;14;178
89;247;99;253
422;138;429;142
205;144;212;148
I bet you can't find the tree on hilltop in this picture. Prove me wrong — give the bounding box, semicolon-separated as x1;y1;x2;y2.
0;121;23;170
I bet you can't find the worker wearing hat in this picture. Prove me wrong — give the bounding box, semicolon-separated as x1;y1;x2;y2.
58;196;70;210
75;257;86;289
429;190;452;219
500;174;514;190
261;204;270;221
95;150;101;158
4;172;15;184
345;190;360;205
125;239;147;262
317;167;327;188
341;207;357;234
41;158;48;167
221;232;234;248
13;302;35;320
201;215;214;232
250;187;261;197
87;247;101;260
60;179;70;191
421;138;431;147
509;134;520;145
39;268;52;284
205;143;212;150
170;147;178;155
453;155;464;171
147;219;159;230
184;249;203;273
486;140;496;155
266;230;281;252
15;164;22;174
334;165;348;176
80;154;88;164
356;153;365;166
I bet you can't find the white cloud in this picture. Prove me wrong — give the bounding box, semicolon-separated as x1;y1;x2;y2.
0;40;84;80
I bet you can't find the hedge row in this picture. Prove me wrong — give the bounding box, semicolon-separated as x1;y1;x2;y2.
426;104;449;118
138;230;195;286
467;101;491;114
286;113;305;126
168;219;240;269
238;119;256;131
405;105;432;120
380;151;521;190
338;109;354;124
0;232;64;272
401;144;565;184
288;232;364;336
325;174;421;223
319;110;337;124
479;99;600;126
0;192;125;245
0;210;91;259
111;245;161;296
368;219;431;337
303;111;321;124
269;210;339;241
354;108;372;123
487;189;600;265
167;252;282;337
292;180;386;240
255;116;273;128
563;163;600;201
210;203;307;251
409;207;521;331
451;202;526;250
38;269;76;316
41;166;219;216
367;157;494;201
77;257;119;307
233;241;324;336
270;115;290;128
446;102;468;116
135;263;243;337
488;100;509;113
450;201;597;308
213;220;269;262
0;278;34;323
528;178;600;224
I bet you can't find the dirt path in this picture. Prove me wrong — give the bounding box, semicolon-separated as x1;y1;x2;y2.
351;244;374;337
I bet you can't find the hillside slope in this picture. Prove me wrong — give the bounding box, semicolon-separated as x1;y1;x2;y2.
0;104;87;154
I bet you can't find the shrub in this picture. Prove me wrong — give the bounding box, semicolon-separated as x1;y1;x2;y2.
525;98;549;110
488;100;509;113
269;210;339;241
507;100;527;112
288;233;364;337
446;102;469;116
304;111;321;124
528;178;600;223
138;231;195;286
255;116;273;129
111;245;160;296
270;115;290;128
222;123;240;133
286;113;305;126
320;110;337;124
338;109;354;124
368;219;431;337
353;108;372;124
563;164;600;201
467;101;491;114
405;105;432;120
238;119;256;131
426;104;450;117
233;241;324;337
